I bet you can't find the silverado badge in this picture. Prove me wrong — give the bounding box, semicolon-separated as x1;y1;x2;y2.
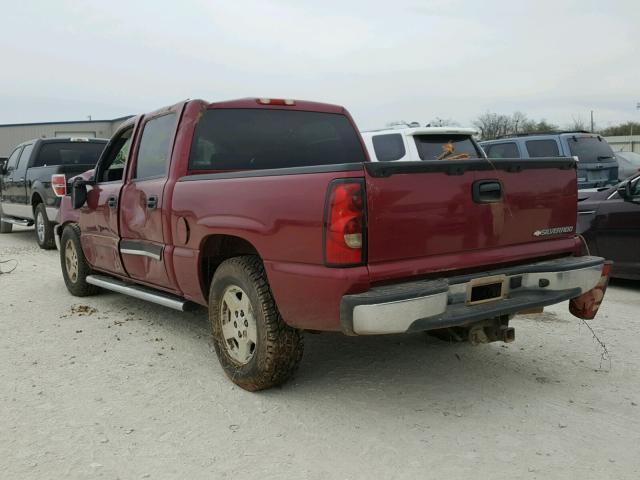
533;226;574;237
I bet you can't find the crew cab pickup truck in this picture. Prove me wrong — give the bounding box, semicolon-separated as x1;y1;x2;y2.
0;137;107;248
56;98;611;391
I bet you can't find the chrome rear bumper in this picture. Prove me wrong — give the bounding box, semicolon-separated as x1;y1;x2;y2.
341;256;605;335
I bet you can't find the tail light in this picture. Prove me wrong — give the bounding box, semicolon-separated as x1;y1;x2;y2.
324;179;366;266
569;261;612;320
51;174;67;197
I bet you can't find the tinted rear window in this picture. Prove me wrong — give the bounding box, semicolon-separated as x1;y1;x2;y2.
33;142;106;167
525;139;560;157
486;142;519;159
372;133;405;161
189;109;366;170
413;135;480;160
567;136;615;163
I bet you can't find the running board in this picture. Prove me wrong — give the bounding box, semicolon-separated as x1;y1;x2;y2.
1;216;33;226
86;274;198;312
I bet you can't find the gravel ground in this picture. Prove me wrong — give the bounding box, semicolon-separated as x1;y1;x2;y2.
1;226;639;479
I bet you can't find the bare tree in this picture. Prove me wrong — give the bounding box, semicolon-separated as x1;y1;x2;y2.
428;117;459;127
474;111;558;140
568;116;588;131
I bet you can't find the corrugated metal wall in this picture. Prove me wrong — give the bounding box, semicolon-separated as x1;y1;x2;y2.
604;135;640;154
0;118;128;157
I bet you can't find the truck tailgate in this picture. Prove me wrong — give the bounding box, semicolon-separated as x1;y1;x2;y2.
364;158;578;276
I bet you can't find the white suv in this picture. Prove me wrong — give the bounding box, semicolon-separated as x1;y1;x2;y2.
361;125;485;162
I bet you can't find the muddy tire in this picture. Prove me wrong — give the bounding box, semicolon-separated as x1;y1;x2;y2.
34;203;55;249
0;204;12;233
209;255;303;391
60;224;98;297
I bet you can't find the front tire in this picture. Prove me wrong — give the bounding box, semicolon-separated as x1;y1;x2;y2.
34;203;55;249
209;256;304;391
60;224;98;297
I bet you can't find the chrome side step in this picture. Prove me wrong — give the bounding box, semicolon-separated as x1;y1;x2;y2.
86;274;197;312
1;216;33;226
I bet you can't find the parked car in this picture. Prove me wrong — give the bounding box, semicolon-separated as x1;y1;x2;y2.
0;137;107;248
57;98;609;391
361;125;485;161
615;151;640;180
480;132;618;189
578;173;640;280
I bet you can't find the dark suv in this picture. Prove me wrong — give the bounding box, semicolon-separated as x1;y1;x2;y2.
0;137;107;248
481;132;618;189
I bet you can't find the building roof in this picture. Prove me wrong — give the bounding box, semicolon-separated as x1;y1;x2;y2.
0;115;133;128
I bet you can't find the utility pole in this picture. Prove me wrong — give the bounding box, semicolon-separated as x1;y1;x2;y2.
590;110;594;133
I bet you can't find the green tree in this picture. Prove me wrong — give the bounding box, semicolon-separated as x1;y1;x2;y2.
599;122;640;137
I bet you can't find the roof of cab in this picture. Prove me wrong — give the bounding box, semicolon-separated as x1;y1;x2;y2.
205;97;346;114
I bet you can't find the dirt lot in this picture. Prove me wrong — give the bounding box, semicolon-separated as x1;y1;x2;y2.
1;226;639;479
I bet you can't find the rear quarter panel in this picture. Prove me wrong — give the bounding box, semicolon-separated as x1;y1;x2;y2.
170;169;370;330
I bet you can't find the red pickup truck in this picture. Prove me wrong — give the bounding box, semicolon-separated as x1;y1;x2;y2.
56;98;611;391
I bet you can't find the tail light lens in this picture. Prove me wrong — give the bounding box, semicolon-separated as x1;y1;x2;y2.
51;174;67;197
324;179;366;266
569;261;612;320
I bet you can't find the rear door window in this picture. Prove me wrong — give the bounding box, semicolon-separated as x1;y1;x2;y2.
525;139;560;157
485;142;519;159
413;135;480;160
134;113;177;179
15;144;34;174
189;109;366;170
372;134;406;161
566;136;615;163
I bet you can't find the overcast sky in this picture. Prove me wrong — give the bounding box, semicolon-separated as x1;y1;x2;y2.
1;0;638;130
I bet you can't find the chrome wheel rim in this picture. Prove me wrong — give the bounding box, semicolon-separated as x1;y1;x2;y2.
36;212;45;243
65;240;79;283
220;285;257;365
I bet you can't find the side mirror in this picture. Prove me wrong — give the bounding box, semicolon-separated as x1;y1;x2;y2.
71;178;88;209
618;180;640;204
0;158;7;175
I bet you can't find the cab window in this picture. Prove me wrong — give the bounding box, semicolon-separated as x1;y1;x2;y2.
525;139;560;158
486;142;519;159
372;134;406;161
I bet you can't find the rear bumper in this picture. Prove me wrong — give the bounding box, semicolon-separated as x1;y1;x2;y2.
340;256;605;335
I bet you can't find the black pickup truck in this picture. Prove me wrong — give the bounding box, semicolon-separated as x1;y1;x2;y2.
0;137;107;248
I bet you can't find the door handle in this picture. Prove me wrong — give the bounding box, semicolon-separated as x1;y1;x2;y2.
147;195;158;210
472;180;503;203
107;195;117;208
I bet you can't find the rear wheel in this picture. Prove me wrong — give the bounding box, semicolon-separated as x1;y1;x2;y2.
209;256;304;391
60;224;98;297
34;203;55;249
0;205;12;233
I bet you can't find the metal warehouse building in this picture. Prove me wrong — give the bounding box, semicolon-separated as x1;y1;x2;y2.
0;116;132;157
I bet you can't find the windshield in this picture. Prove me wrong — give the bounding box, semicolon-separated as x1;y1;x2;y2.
189;109;366;170
33;142;106;167
413;134;480;160
566;136;615;163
